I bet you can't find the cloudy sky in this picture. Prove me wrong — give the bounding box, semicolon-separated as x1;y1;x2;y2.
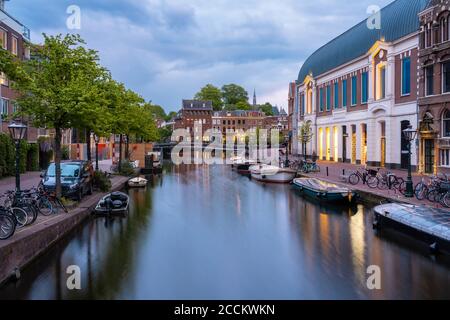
8;0;392;112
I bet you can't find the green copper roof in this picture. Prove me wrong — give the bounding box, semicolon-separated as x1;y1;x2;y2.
297;0;429;83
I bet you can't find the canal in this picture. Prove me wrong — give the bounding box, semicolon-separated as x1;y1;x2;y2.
1;164;449;299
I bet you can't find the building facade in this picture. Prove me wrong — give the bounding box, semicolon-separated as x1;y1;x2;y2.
0;1;37;140
294;0;428;170
417;0;450;175
174;100;213;142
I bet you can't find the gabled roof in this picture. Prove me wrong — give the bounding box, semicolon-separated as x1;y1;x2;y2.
297;0;429;83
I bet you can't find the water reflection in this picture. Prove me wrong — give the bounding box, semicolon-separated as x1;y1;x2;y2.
0;164;449;300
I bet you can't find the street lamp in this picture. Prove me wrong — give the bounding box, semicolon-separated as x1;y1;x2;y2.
94;134;100;171
403;125;417;198
8;122;27;193
284;134;289;168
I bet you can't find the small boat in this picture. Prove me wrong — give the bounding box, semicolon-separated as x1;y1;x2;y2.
141;152;163;174
128;177;148;188
373;203;450;254
94;191;130;215
293;178;356;203
250;164;297;183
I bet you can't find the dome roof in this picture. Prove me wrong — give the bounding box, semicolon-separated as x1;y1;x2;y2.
297;0;429;83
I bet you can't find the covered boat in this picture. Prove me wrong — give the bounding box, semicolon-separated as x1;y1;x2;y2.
293;178;356;203
94;191;130;215
373;203;450;254
128;177;148;188
250;164;297;183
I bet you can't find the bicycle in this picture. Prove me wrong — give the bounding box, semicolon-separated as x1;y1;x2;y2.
377;171;406;194
348;167;379;188
300;160;321;173
0;210;16;240
0;194;29;229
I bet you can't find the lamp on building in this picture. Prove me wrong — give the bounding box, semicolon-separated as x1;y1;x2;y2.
94;134;100;171
403;125;417;198
8;121;27;193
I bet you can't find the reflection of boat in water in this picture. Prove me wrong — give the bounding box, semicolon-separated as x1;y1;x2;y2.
250;164;297;183
141;152;163;174
374;203;450;254
293;178;356;203
94;192;130;215
230;157;258;175
128;177;148;188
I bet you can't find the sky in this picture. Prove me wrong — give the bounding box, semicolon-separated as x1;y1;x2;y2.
7;0;393;112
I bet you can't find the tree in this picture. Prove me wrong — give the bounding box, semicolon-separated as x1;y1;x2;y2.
146;103;166;120
259;102;274;116
15;34;108;197
235;101;251;111
298;122;313;161
221;84;248;106
195;84;223;111
165;111;177;121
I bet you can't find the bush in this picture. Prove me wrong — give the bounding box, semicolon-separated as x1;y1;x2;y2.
93;171;112;192
62;145;70;160
27;143;39;171
0;134;16;178
119;161;135;176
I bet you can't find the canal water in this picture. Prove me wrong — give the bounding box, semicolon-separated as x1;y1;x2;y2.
1;164;449;300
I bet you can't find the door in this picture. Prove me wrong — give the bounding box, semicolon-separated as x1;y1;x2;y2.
400;121;410;169
351;132;356;164
342;126;347;163
424;139;434;174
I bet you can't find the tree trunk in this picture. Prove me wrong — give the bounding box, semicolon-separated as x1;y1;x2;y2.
118;134;123;172
125;135;130;160
86;129;92;161
55;127;62;198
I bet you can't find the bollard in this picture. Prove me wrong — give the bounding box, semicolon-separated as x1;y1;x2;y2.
326;167;329;177
343;169;345;176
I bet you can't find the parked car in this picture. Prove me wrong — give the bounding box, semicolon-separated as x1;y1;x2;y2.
40;160;94;201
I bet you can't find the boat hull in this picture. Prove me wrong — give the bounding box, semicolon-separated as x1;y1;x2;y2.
292;179;356;203
251;171;296;184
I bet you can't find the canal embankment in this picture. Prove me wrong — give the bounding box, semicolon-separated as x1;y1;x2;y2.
0;175;128;286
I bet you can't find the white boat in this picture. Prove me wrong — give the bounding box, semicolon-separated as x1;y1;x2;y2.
128;177;148;188
250;164;297;183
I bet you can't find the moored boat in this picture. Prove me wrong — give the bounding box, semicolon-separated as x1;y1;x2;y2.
373;203;450;254
94;191;130;215
250;164;297;183
128;177;148;188
293;178;356;203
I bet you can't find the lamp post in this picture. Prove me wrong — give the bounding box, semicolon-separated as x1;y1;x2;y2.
94;134;100;171
403;125;417;198
8;122;27;193
284;134;289;168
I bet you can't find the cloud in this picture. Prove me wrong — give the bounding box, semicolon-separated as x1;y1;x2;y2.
7;0;393;111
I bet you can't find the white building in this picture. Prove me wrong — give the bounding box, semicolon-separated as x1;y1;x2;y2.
293;0;429;171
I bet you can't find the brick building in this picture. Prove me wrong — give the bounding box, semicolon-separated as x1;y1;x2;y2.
0;1;38;141
174;100;213;142
417;0;450;175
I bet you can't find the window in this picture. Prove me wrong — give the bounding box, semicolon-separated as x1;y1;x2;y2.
351;76;357;106
426;65;434;96
440;149;450;167
0;29;6;50
361;72;368;103
443;110;450;138
11;37;18;56
334;82;339;108
1;99;9;116
301;94;305;115
0;72;8;86
12;101;18;114
379;66;386;99
326;85;331;111
342;79;347;107
443;61;450;93
319;88;324;112
401;57;411;95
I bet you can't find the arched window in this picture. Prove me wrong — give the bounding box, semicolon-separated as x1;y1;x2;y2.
441;17;447;42
443;110;450;138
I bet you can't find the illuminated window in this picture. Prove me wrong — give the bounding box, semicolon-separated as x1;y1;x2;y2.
0;29;6;50
401;57;411;96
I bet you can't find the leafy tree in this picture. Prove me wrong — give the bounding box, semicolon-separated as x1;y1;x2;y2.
221;84;248;106
259;102;274;116
165;111;177;121
195;84;223;110
15;34;108;197
235;101;251;111
145;103;166;120
299;121;313;160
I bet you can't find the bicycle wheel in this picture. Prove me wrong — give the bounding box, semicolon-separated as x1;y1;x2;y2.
414;183;428;201
427;189;439;203
12;207;28;228
442;192;450;208
395;178;406;195
25;205;38;225
38;197;54;216
348;173;360;185
54;198;68;214
377;178;389;190
366;176;378;188
0;213;16;240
